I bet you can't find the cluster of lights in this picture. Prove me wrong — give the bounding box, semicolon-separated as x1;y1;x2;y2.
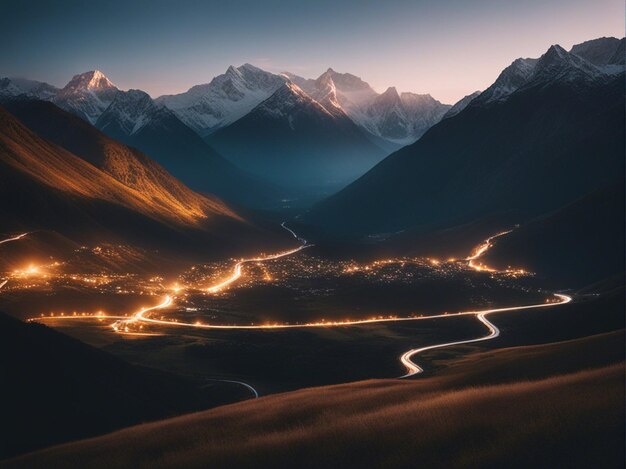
20;226;535;335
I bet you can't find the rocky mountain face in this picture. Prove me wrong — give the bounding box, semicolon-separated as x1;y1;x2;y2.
156;64;287;136
284;68;450;144
52;70;120;123
304;40;625;241
207;81;386;191
0;100;288;258
442;91;481;119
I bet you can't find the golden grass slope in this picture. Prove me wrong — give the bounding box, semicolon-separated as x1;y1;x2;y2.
0;107;242;228
6;331;623;469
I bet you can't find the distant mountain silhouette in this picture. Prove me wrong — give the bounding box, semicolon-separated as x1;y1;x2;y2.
305;41;625;242
207;82;386;191
483;182;625;288
93;89;284;208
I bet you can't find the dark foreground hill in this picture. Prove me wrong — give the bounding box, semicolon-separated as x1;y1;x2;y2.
0;313;251;460
6;329;623;468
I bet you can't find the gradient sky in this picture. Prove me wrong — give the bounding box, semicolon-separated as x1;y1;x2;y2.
2;0;623;103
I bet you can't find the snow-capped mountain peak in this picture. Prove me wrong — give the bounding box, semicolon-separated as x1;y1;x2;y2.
322;68;374;93
477;57;538;104
259;81;328;113
62;70;117;93
0;77;23;97
570;37;624;67
468;40;624;112
155;64;287;136
7;77;60;99
377;86;402;105
52;70;120;124
531;44;606;84
357;86;450;143
311;73;343;114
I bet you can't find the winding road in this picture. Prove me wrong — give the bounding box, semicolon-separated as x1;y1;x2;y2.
0;232;28;245
14;225;573;384
399;293;571;377
0;233;29;291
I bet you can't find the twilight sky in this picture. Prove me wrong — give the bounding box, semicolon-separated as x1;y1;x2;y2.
2;0;623;103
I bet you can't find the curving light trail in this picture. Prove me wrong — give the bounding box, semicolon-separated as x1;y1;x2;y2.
205;379;259;399
23;223;574;383
0;232;29;245
281;221;308;245
466;229;513;272
0;233;30;290
206;223;311;294
399;293;572;377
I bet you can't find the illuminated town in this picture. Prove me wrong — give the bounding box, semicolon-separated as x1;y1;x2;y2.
0;228;569;378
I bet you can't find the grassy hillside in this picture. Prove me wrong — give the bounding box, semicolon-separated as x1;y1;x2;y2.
0;313;253;460
7;331;623;468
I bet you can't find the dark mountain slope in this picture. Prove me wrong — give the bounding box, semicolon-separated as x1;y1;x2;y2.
304;49;624;239
93;90;282;208
0;312;247;459
483;183;625;288
0;105;287;257
2;99;244;226
207;82;386;191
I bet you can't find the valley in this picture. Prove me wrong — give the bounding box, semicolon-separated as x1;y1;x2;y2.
0;9;624;465
0;224;572;395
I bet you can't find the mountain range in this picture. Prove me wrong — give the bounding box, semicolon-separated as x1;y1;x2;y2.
155;63;287;136
1;64;455;202
284;68;451;144
2;36;623;269
303;37;625;286
206;81;386;189
0;99;287;261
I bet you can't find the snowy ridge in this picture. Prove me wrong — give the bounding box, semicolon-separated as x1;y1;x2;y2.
474;39;624;107
253;81;337;122
442;91;481;120
156;64;287;136
96;89;160;136
282;68;450;144
0;78;23;97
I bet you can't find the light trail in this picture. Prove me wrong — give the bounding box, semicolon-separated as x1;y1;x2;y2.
399;293;572;377
23;223;574;384
0;233;29;291
466;229;513;272
92;293;571;332
398;226;564;377
205;379;259;399
0;232;29;245
109;223;311;331
281;221;308;245
206;244;310;294
111;295;174;333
